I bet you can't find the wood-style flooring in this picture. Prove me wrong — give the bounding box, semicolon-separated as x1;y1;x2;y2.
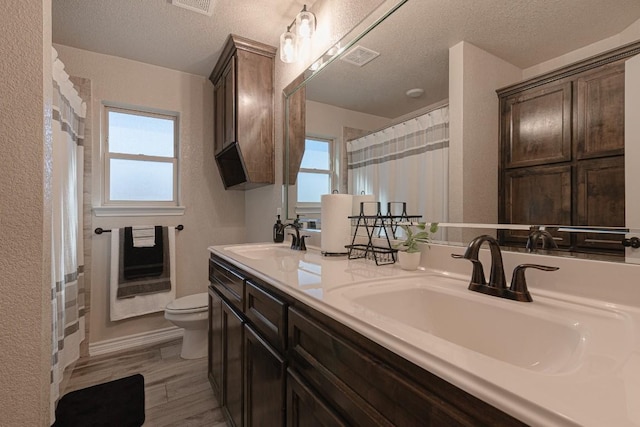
61;338;227;426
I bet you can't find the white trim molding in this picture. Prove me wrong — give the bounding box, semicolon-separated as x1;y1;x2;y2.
89;326;183;356
93;205;186;217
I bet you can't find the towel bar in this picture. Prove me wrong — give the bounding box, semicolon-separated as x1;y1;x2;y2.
95;224;184;234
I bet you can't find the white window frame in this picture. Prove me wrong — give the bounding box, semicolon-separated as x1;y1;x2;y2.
296;136;335;216
94;104;184;217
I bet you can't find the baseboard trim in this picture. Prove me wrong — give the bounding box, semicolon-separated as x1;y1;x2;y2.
89;326;183;356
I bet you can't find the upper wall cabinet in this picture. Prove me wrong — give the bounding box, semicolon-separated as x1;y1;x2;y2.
498;41;639;254
210;34;276;190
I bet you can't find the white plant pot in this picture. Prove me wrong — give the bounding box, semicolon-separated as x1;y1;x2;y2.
397;251;421;270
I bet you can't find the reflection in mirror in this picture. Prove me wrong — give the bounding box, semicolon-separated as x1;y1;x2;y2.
284;0;640;262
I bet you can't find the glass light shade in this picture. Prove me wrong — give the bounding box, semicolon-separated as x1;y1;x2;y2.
280;30;297;63
296;9;316;39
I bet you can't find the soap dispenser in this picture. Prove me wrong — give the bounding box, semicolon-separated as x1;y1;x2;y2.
273;215;285;243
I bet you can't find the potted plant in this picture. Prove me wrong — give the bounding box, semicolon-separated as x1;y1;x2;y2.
394;222;439;270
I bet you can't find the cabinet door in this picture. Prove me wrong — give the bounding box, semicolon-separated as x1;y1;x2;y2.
223;57;236;148
286;369;347;427
575;62;625;159
576;156;625;252
501;81;572;168
501;165;572;247
244;325;286;427
214;79;225;154
222;299;244;427
208;288;223;397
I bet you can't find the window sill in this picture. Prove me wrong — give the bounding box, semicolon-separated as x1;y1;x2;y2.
93;205;185;217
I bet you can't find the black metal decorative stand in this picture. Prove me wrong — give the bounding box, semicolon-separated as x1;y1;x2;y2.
346;201;421;266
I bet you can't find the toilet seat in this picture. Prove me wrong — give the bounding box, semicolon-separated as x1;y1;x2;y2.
165;292;208;314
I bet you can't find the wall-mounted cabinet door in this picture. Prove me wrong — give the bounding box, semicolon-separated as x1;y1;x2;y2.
213;58;236;154
575;156;625;252
575;62;625;159
501;81;572;169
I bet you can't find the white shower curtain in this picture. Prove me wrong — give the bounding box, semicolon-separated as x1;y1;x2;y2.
347;106;450;223
50;47;86;417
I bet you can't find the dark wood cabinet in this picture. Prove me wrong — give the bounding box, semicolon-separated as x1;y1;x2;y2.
209;255;526;427
244;325;286;427
208;288;223;396
222;300;244;427
210;34;276;190
497;42;638;255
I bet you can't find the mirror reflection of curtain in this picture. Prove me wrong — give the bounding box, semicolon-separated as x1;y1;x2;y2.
347;106;449;223
50;48;86;418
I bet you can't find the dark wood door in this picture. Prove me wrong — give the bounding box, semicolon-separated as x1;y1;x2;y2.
501;81;572;168
244;324;286;427
575;156;625;252
286;369;347;427
223;56;236;149
575;62;625;159
501;165;572;247
208;288;223;397
222;299;244;427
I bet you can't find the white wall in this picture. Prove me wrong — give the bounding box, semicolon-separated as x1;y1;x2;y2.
448;41;522;225
626;55;640;231
54;45;246;343
0;1;53;424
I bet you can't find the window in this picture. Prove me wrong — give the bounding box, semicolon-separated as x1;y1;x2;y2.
297;137;333;203
103;105;179;208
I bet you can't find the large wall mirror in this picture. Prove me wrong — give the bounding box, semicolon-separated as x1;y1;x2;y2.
284;0;640;262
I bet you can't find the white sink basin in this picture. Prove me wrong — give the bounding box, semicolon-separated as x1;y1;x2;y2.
330;274;630;374
223;243;296;260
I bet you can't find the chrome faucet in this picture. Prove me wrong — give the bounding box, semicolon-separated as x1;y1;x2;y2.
526;227;558;252
452;235;558;302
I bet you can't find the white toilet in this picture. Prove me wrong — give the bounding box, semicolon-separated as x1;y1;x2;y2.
164;292;208;359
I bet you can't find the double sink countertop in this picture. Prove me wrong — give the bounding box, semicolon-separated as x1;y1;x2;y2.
209;242;640;427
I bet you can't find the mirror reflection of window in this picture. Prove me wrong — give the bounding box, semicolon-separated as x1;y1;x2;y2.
297;137;333;203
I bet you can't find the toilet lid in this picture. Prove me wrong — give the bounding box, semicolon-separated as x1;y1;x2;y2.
166;292;208;311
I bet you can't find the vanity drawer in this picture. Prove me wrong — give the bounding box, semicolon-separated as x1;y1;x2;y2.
209;258;244;311
245;280;287;352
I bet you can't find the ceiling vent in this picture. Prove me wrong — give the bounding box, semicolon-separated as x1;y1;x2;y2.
340;45;380;67
171;0;215;16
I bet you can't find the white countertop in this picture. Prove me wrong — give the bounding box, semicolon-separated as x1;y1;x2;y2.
209;242;640;427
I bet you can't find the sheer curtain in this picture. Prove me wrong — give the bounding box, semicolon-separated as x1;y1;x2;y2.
347;105;449;222
50;47;86;417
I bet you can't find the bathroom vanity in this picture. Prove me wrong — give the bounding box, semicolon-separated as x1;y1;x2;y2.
208;242;640;426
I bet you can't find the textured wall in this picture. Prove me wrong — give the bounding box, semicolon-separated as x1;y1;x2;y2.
0;0;53;425
54;44;246;343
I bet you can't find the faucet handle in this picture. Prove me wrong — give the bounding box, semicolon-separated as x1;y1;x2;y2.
299;235;310;251
509;264;559;302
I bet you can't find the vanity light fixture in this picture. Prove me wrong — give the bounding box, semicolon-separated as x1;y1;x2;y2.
280;26;298;63
279;4;317;64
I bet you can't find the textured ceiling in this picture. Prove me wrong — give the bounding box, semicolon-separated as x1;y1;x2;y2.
53;0;640;118
52;0;317;76
306;0;640;118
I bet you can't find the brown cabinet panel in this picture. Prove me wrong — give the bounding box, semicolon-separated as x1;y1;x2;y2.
575;156;625;251
244;324;286;427
210;35;276;189
210;258;244;312
575;62;625;159
502;81;572;168
286;369;348;427
222;299;244;427
208;288;223;397
245;280;287;352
